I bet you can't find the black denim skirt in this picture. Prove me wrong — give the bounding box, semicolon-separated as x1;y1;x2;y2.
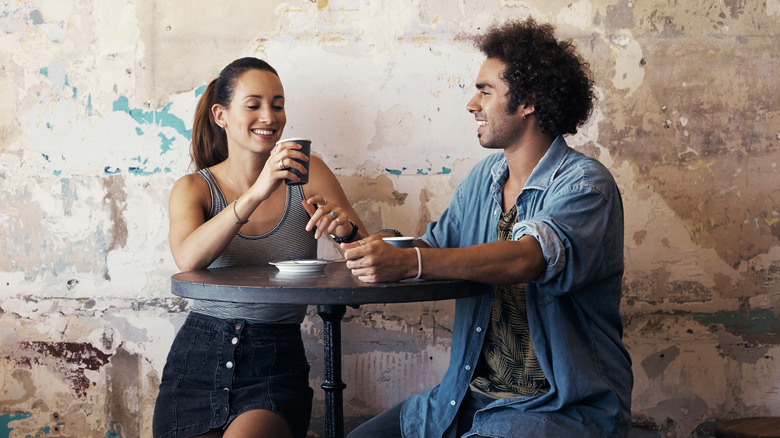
153;312;313;438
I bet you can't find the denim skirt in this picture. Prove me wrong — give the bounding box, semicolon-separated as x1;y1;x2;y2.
153;312;313;438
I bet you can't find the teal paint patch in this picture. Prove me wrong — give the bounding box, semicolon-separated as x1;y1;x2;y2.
158;132;175;154
113;96;192;140
385;167;449;175
694;309;780;343
128;155;164;175
114;96;153;124
195;84;206;97
135;127;144;135
128;166;162;176
53;170;61;176
104;167;121;174
0;413;33;436
65;76;77;98
39;67;49;77
106;429;121;438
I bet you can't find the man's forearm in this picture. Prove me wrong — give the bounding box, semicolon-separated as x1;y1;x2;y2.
419;236;545;285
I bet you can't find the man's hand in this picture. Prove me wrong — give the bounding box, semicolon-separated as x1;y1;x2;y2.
342;239;418;283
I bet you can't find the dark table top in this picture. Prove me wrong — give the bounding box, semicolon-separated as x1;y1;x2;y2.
171;261;487;306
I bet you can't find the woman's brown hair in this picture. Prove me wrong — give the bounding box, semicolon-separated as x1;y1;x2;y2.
190;57;279;170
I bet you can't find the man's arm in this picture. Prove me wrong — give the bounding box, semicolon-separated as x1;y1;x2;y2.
342;235;546;284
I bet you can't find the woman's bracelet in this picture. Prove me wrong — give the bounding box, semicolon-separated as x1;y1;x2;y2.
379;228;403;237
330;220;359;243
232;198;249;225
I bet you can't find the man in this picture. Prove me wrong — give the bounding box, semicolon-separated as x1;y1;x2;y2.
344;17;633;438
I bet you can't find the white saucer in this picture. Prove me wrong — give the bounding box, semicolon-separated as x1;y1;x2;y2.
269;259;329;273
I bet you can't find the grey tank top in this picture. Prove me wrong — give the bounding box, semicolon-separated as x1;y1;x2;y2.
189;168;317;324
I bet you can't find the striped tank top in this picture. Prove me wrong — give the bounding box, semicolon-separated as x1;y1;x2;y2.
189;168;317;324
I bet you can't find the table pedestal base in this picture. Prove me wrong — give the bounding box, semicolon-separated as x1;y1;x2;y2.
318;304;347;438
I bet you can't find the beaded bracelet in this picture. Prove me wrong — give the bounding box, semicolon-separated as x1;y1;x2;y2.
379;228;403;237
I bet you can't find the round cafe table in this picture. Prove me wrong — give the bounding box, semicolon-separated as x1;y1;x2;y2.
171;261;487;438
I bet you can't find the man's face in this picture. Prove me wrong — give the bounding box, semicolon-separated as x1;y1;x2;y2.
466;58;525;150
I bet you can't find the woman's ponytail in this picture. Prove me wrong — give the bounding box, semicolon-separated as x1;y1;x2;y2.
190;79;227;170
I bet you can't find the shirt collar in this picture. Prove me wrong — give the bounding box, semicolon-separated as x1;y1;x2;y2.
490;135;570;193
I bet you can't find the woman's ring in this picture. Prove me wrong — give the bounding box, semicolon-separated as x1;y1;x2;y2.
330;211;336;217
278;159;284;170
335;218;342;225
358;240;366;245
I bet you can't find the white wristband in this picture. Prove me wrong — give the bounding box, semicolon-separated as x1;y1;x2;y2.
414;247;423;279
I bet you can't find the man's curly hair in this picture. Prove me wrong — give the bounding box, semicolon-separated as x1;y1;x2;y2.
475;18;595;138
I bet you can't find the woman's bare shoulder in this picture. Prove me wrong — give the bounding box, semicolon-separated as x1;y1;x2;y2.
170;171;211;209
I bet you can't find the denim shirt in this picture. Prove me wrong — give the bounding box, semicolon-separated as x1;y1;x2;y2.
401;137;633;438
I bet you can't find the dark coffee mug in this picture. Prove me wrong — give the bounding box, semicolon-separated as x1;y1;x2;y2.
278;138;311;185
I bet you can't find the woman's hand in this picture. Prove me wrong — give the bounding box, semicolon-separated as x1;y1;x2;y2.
248;141;309;201
302;195;355;239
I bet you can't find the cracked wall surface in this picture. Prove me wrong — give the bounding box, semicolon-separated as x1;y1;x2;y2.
1;0;778;436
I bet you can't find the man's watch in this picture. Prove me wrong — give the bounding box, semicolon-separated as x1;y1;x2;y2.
330;220;359;243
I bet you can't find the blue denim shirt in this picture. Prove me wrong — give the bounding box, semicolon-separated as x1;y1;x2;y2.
401;137;633;437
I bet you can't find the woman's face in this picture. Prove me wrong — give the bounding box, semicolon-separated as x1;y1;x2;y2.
215;69;286;154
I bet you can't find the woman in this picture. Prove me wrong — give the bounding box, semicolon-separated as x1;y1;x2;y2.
153;57;368;438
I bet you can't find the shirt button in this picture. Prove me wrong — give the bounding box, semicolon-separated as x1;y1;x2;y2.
465;365;471;370
476;327;482;332
223;387;229;391
226;361;234;369
231;337;238;345
450;400;456;406
235;323;242;330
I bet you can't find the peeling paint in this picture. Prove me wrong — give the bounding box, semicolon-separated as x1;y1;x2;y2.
695;309;780;344
2;0;779;437
0;413;32;437
10;341;112;398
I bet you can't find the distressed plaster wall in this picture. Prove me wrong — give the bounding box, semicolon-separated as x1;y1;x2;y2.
1;0;778;437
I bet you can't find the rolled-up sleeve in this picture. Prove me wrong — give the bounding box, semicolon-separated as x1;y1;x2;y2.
512;219;566;283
